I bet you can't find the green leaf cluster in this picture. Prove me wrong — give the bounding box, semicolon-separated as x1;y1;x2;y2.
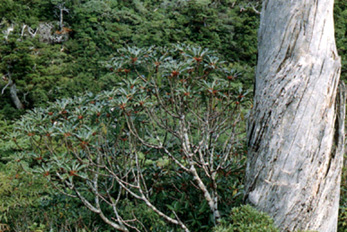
213;205;279;232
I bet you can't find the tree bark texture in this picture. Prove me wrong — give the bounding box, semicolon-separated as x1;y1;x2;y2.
245;1;345;231
10;82;24;110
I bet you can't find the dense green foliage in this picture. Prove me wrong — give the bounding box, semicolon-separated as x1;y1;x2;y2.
213;205;279;232
0;0;259;119
1;0;347;231
0;2;260;229
8;45;247;231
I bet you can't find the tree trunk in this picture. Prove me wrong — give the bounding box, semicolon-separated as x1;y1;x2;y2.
10;82;24;110
245;1;345;231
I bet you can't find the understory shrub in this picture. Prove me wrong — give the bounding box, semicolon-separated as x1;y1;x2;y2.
9;45;249;231
213;205;279;232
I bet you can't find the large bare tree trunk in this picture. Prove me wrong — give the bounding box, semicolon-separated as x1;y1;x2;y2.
245;1;345;231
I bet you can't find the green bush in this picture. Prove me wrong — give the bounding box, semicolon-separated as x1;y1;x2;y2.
10;45;248;231
213;205;279;232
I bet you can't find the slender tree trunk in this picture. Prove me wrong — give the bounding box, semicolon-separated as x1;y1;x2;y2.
59;8;64;30
245;1;345;231
9;81;24;110
2;75;24;110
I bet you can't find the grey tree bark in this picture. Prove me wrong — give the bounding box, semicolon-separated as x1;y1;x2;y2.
2;73;24;110
9;81;24;110
245;1;345;231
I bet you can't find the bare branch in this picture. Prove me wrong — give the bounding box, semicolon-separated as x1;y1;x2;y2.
1;77;12;95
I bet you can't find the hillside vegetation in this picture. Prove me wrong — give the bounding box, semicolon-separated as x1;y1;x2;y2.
1;0;347;231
